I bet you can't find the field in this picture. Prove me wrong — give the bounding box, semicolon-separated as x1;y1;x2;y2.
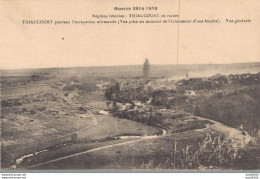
30;130;211;170
1;73;159;168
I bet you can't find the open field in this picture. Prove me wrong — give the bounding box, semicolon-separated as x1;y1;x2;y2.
1;73;160;168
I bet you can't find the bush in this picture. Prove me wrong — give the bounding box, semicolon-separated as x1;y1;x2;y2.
151;90;168;106
136;134;260;170
1;100;11;107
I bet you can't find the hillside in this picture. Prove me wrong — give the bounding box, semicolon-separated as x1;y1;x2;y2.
195;88;260;134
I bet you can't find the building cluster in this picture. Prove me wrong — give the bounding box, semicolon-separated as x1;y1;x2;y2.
179;72;260;91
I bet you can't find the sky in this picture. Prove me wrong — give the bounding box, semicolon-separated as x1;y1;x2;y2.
1;0;259;69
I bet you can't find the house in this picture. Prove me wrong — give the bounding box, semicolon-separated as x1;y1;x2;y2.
125;103;132;109
133;100;142;106
185;90;196;96
146;97;153;104
98;110;109;115
116;102;132;111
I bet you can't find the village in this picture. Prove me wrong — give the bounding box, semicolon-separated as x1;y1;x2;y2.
84;69;259;140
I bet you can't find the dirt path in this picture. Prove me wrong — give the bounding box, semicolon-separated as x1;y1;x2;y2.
195;116;252;148
86;110;97;125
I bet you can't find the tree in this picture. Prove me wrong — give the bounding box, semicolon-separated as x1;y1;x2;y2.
151;90;168;106
106;101;112;110
143;58;150;81
104;83;120;100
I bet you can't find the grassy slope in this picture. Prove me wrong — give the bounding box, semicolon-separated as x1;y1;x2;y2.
197;88;260;133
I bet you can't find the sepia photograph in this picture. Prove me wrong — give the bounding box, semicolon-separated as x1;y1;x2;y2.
0;0;260;174
1;62;260;171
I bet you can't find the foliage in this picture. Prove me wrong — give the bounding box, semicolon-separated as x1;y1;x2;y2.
104;83;120;101
105;84;151;103
195;88;260;134
112;108;164;128
136;133;260;170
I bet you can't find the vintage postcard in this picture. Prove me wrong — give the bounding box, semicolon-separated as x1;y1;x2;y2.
0;0;260;171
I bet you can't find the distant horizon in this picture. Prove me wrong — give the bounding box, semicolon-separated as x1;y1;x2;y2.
1;61;259;71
